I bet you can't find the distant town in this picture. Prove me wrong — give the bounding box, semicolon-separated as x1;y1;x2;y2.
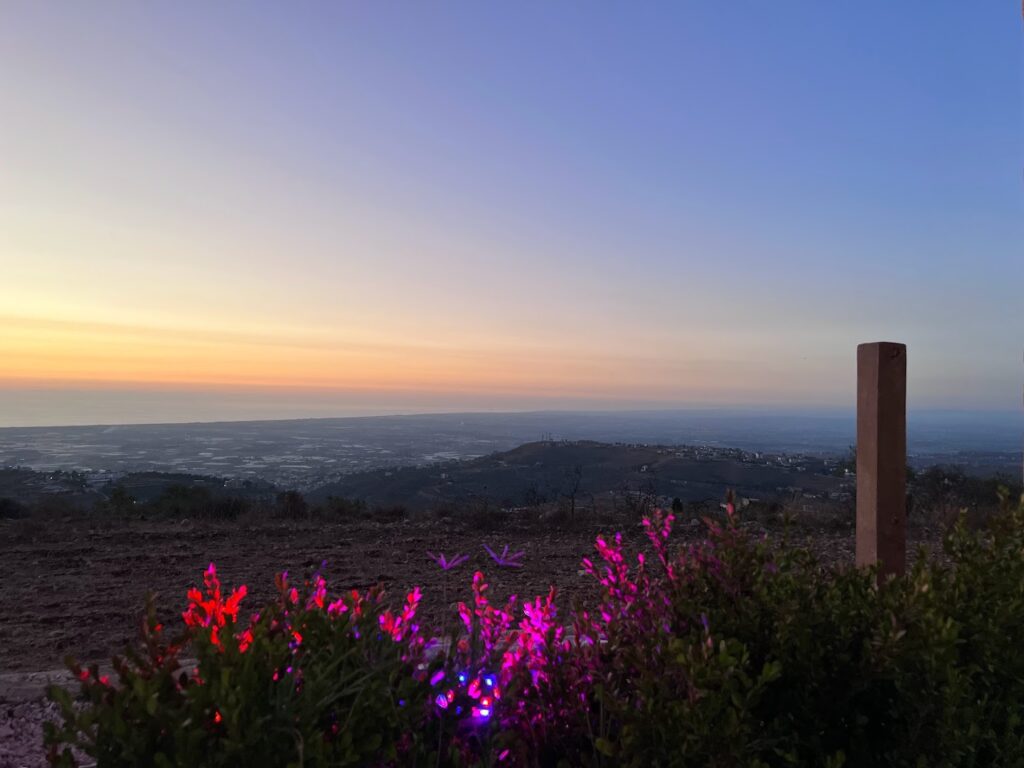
0;412;1018;496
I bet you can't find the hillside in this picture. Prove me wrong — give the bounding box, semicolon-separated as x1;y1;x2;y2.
308;440;848;510
0;467;101;513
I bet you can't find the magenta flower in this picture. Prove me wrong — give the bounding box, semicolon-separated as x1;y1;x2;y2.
427;551;469;571
483;543;525;568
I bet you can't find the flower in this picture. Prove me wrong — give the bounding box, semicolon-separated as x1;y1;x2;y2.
427;551;470;571
483;543;525;568
379;586;422;642
182;563;247;649
725;488;737;520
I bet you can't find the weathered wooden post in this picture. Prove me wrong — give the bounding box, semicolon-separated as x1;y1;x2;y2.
856;341;907;579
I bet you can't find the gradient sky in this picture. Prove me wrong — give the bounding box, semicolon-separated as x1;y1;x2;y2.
1;2;1021;426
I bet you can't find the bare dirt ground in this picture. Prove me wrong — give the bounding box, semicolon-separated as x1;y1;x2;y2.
0;515;629;675
0;512;940;767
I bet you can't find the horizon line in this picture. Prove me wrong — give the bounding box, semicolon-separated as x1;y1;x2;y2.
2;405;1021;432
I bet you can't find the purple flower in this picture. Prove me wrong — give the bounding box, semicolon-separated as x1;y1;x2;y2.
483;543;525;568
427;551;469;571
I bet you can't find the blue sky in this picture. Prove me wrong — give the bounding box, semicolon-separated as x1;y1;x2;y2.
0;2;1021;425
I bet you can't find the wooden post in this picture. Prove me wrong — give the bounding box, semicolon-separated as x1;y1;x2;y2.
856;341;907;578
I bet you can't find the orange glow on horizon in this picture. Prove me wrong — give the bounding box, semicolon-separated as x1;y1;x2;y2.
0;313;679;397
0;313;843;406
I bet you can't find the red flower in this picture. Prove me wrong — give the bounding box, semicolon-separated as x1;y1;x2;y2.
379;586;422;642
182;563;248;650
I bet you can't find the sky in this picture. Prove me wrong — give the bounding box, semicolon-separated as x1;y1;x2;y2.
0;3;1021;426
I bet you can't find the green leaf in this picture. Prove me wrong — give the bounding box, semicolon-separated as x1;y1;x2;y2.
595;737;617;756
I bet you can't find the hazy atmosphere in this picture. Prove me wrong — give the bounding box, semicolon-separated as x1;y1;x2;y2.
3;5;1024;767
2;2;1021;425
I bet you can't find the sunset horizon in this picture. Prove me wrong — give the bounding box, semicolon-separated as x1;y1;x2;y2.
2;3;1021;424
2;6;1023;764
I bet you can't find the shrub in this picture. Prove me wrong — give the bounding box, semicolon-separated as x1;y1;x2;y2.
275;490;309;518
46;567;434;767
910;466;1022;528
463;497;506;531
0;496;29;518
318;495;370;520
372;504;409;523
46;495;1024;766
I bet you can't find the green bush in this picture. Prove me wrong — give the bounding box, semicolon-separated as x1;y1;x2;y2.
507;494;1024;767
45;572;433;767
45;494;1024;766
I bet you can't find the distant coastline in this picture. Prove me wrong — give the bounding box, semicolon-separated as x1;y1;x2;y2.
1;411;1019;490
